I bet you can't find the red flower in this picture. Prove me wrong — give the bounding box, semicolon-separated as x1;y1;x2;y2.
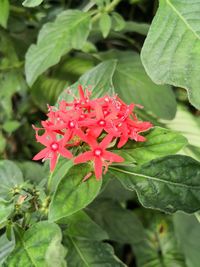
33;130;73;171
33;84;152;179
74;134;124;179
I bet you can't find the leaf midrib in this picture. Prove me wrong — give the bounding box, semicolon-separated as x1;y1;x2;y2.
110;166;200;190
69;237;90;267
167;0;200;40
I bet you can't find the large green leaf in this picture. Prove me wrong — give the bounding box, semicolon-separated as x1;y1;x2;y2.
49;164;102;222
6;222;66;267
111;155;200;213
59;52;177;119
65;237;126;267
0;232;15;265
58;60;117;102
134;213;186;267
88;200;145;245
113;127;188;164
141;0;200;109
25;10;91;86
0;0;9;28
174;213;200;267
61;210;108;241
0;160;24;199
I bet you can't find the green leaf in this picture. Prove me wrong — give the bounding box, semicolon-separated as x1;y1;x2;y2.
112;12;125;31
113;127;188;164
65;237;126;267
111;51;177;119
0;232;15;265
134;213;186;267
88;200;145;245
49;164;102;222
0;160;23;199
25;10;91;86
58;60;117;102
0;132;6;154
48;158;73;193
2;120;20;133
0;201;13;226
22;0;43;7
6;221;66;267
122;21;149;35
0;0;9;28
141;0;200;109
61;210;108;241
99;13;112;38
16;161;47;184
31;77;66;112
59;52;177;119
174;213;200;267
111;155;200;213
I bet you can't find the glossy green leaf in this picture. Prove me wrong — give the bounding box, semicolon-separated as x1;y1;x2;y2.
134;213;186;267
49;164;102;222
6;222;66;267
88;200;144;245
0;0;9;28
58;60;117;102
48;158;73;193
141;0;200;109
61;210;108;241
113;127;188;164
65;237;126;267
111;155;200;213
0;232;15;265
59;52;176;119
99;13;112;38
0;160;23;199
25;10;91;86
174;213;200;267
22;0;43;7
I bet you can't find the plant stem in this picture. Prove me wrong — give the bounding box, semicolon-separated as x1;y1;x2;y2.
92;0;121;23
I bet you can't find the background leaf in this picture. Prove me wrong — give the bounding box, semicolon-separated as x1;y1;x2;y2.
141;0;200;109
22;0;44;7
49;164;102;222
0;0;9;28
0;160;23;199
6;221;66;267
111;155;200;213
113;127;188;164
25;10;91;86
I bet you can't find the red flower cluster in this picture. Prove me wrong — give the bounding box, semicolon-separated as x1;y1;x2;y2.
33;85;152;179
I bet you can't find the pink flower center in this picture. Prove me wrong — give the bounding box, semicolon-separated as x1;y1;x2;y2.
98;119;106;126
68;121;75;128
51;142;59;151
94;148;103;157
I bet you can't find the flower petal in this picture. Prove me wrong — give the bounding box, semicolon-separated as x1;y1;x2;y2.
100;134;113;149
60;147;73;159
74;151;93;164
94;157;103;179
50;153;58;172
103;151;124;163
33;148;49;160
